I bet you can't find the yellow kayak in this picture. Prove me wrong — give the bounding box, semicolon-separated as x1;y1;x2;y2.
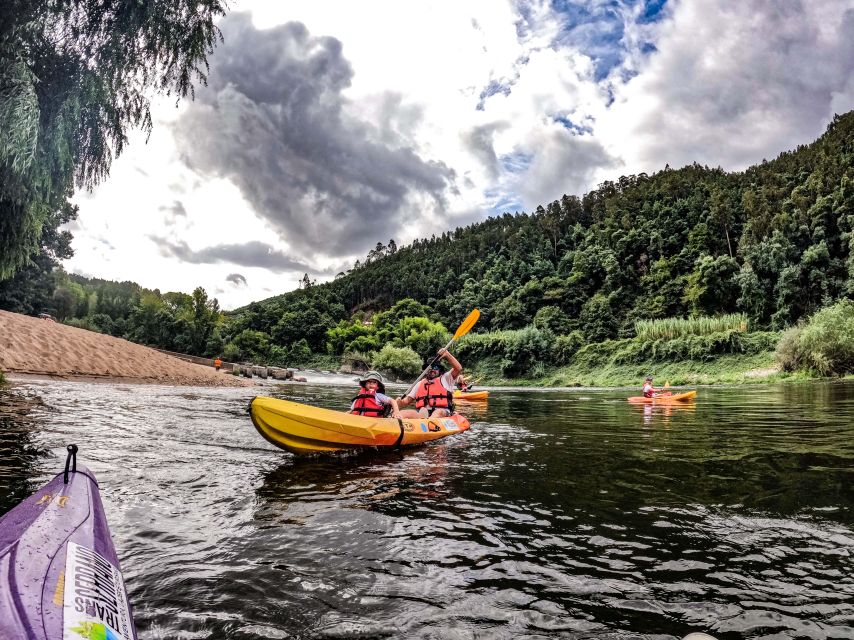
627;390;697;404
249;396;471;455
453;390;489;401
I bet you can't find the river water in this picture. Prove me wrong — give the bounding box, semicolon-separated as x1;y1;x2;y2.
0;378;852;639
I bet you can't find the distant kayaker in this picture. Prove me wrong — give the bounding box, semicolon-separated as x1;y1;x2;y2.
642;375;665;398
455;374;471;392
399;348;462;418
351;371;402;418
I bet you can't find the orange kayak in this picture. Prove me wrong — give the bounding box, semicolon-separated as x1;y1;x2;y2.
453;390;489;401
627;390;697;404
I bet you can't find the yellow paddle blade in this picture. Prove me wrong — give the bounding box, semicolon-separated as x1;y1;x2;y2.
453;309;480;340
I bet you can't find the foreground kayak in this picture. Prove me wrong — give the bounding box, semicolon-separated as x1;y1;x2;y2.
627;390;698;404
453;390;489;401
250;396;471;455
0;445;137;640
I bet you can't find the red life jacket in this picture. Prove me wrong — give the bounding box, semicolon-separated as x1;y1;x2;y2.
351;389;386;416
415;377;454;411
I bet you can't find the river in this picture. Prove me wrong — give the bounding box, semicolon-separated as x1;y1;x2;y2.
1;378;852;639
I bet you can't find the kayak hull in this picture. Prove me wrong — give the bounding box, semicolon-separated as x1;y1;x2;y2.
250;396;471;455
627;390;697;404
0;465;136;640
453;390;489;401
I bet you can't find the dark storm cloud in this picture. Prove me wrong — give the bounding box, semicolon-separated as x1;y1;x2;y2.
149;237;326;274
226;273;247;286
174;13;453;260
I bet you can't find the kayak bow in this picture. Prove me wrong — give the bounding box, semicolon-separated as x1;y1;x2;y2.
0;445;137;640
250;396;471;455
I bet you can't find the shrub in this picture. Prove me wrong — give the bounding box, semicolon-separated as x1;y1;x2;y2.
784;300;854;375
287;339;313;365
775;326;803;372
222;342;240;362
552;331;585;365
501;326;554;376
372;345;422;379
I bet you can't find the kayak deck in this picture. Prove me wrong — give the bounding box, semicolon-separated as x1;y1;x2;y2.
627;390;697;404
250;396;471;455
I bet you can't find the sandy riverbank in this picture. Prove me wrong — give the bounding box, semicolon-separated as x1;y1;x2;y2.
0;310;251;387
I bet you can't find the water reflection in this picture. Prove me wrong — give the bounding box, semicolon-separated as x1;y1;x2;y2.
0;379;852;639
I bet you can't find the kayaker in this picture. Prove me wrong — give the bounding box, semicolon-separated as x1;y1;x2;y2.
398;348;462;418
351;371;402;418
642;375;665;398
455;374;472;392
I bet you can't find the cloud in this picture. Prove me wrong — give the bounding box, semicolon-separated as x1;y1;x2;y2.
226;273;247;286
149;237;326;274
599;0;854;175
173;12;454;260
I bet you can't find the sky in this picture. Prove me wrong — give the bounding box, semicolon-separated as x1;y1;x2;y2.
64;0;854;310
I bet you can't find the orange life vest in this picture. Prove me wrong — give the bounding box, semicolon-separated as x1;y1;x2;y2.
415;377;454;412
351;389;386;417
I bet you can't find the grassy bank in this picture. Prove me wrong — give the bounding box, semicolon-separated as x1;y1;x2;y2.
466;351;801;388
455;329;798;388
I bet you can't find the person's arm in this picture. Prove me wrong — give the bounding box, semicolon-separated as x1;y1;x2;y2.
388;396;401;418
398;394;414;407
438;348;462;378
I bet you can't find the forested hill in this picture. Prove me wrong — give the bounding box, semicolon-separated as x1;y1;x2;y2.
229;111;854;348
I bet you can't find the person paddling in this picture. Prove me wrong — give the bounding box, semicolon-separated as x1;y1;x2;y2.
642;375;667;398
399;348;462;418
351;371;402;418
455;374;471;392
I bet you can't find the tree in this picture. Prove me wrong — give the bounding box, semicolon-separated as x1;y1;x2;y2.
0;0;227;280
0;201;77;314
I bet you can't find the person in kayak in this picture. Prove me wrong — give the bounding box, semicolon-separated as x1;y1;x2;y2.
642;375;666;398
455;374;471;392
351;371;402;418
398;348;462;418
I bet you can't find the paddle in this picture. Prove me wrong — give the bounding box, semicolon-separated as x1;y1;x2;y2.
402;309;480;399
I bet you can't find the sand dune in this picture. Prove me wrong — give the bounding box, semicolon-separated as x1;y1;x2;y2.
0;310;251;387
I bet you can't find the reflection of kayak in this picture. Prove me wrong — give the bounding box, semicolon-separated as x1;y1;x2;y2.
627;390;697;404
0;446;137;640
250;396;471;455
453;390;489;401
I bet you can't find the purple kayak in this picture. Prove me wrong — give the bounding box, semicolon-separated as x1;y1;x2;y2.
0;445;137;640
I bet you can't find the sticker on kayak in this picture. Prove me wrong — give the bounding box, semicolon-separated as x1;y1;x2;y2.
64;541;134;640
442;419;459;431
420;422;429;432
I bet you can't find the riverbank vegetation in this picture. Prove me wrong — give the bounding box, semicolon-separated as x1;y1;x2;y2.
1;111;853;386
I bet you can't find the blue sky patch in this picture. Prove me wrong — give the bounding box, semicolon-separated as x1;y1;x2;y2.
500;151;533;173
543;0;668;80
555;116;593;135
